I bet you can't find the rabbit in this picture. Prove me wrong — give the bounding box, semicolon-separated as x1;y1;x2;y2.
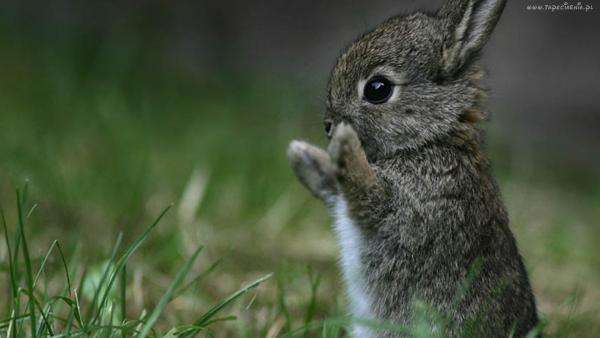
287;0;539;337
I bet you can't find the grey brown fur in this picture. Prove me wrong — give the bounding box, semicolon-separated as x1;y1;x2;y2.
288;0;539;337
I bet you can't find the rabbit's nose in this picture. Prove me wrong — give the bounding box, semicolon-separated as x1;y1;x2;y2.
324;119;334;139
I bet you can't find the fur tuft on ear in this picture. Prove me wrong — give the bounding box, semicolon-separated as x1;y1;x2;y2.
438;0;507;78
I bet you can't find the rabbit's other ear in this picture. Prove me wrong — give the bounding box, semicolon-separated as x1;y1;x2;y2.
438;0;507;78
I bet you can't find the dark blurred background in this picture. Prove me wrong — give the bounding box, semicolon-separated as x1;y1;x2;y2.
3;0;599;165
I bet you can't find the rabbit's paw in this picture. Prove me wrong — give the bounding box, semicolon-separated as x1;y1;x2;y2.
328;123;365;176
287;140;337;201
327;123;379;195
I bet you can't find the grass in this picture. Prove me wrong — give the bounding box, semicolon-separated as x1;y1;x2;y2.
0;16;599;337
2;189;272;337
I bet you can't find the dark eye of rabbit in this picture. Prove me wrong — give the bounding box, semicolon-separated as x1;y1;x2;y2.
363;76;393;104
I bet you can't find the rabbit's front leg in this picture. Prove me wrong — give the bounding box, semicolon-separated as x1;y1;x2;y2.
328;123;384;220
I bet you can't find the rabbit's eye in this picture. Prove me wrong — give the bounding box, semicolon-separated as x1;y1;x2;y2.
363;76;394;104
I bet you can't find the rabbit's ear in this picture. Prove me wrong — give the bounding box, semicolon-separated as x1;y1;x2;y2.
438;0;507;78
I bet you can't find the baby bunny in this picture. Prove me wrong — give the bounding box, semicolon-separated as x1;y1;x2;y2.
288;0;539;337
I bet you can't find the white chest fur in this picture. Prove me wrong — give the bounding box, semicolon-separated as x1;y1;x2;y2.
332;196;375;337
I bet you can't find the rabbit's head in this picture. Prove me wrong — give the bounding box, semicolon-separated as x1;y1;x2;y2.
325;0;506;161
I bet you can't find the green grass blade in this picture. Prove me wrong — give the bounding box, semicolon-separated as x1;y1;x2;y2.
74;267;89;330
137;246;203;338
280;319;335;337
321;319;343;338
92;206;171;325
303;268;321;338
32;240;59;289
55;242;73;295
1;205;19;338
73;291;85;330
120;263;127;336
174;257;221;297
25;203;38;219
0;313;32;330
18;288;53;336
197;315;237;327
172;316;236;336
16;189;37;337
193;273;272;328
84;232;123;323
35;302;55;336
276;276;292;333
64;310;75;337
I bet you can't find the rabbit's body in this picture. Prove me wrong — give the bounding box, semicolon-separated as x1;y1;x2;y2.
288;0;539;336
333;143;538;337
